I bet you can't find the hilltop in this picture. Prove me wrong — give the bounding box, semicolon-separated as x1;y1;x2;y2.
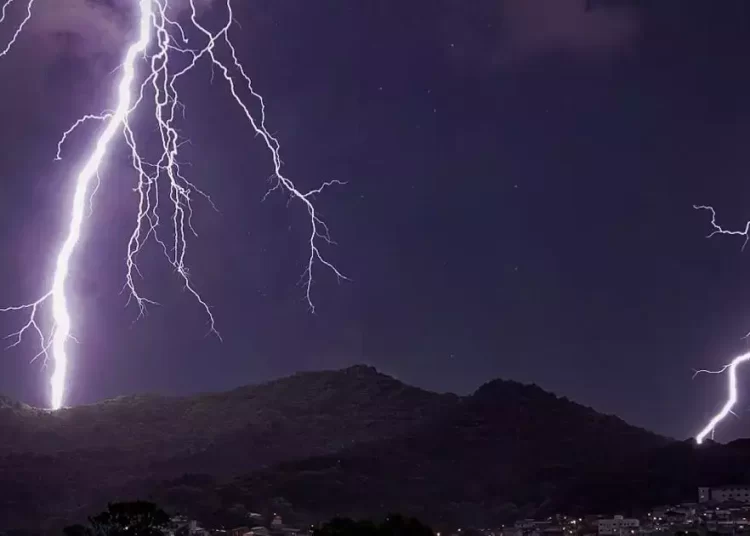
0;366;681;532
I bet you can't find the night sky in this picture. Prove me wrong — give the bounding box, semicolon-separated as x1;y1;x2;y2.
1;0;750;441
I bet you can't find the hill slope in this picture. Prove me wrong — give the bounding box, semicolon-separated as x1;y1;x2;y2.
0;366;455;530
183;379;668;527
0;367;671;532
0;365;454;462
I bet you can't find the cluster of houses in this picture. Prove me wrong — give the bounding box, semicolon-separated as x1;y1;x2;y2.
166;485;750;536
167;513;308;536
493;486;750;536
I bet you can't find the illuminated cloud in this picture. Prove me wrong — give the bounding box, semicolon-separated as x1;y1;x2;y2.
3;0;217;60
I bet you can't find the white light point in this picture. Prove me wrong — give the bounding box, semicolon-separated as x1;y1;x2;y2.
0;0;345;410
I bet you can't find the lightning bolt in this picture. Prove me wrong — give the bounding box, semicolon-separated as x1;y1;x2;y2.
694;355;750;444
0;0;344;410
693;205;750;443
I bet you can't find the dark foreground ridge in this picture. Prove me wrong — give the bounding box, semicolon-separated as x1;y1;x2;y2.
0;365;736;533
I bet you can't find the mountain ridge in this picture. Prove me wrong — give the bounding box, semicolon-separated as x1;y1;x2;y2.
0;365;683;533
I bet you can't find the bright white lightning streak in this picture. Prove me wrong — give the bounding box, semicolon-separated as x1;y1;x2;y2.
0;0;344;410
0;0;33;57
694;354;750;444
693;205;750;443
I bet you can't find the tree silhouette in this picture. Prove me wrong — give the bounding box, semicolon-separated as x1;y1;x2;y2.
63;501;171;536
380;514;434;536
314;514;434;536
62;525;91;536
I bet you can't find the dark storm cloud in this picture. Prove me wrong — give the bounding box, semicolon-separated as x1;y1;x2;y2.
0;1;127;123
0;0;221;123
22;0;129;60
23;0;217;59
443;0;640;69
500;0;639;59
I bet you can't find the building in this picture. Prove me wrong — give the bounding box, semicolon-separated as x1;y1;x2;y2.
597;516;639;536
699;486;750;503
166;516;207;536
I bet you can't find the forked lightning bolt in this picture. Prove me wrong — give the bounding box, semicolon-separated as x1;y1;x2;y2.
0;0;344;410
694;205;750;443
693;357;750;444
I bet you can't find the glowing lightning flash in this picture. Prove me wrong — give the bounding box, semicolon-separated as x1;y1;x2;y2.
693;205;750;443
694;355;750;444
0;0;344;410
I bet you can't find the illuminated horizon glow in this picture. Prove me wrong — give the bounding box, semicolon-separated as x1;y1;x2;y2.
693;205;750;443
0;0;345;410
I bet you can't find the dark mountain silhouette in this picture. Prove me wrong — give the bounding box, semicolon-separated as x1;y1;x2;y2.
0;365;739;533
171;378;670;528
0;366;454;530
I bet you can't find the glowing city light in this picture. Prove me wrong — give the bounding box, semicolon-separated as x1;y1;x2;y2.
0;0;344;409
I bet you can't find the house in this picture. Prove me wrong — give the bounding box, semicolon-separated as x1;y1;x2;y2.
699;486;750;504
597;516;639;536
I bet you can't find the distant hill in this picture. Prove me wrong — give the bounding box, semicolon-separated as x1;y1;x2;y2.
167;378;670;528
0;365;710;533
0;365;454;460
0;366;454;530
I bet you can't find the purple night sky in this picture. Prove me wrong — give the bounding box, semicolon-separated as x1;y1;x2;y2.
1;0;750;440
